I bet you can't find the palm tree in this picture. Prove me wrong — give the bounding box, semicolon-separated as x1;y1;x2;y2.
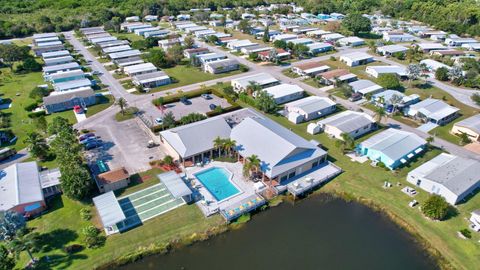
8;230;40;263
116;97;127;115
245;154;261;179
223;139;236;157
374;107;386;123
213;136;225;157
24;132;49;161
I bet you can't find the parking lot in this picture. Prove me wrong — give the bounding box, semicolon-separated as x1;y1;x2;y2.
80;110;164;174
159;94;231;120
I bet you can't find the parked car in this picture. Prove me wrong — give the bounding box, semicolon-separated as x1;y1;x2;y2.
80;137;98;145
180;97;191;105
79;133;95;141
155;118;163;124
85;141;102;150
349;93;362;102
201;93;212;100
73;105;84;114
209;104;217;110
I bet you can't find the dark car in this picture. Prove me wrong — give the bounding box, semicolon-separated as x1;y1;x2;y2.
79;133;95;141
209;104;217;110
349;93;363;102
85;141;101;150
80;137;97;145
180;97;191;105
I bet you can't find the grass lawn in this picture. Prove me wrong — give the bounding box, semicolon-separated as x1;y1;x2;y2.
86;95;114;117
281;69;300;79
19;168;224;270
404;83;479;145
135;64;244;94
259;111;480;270
0;68;46;150
110;32;145;42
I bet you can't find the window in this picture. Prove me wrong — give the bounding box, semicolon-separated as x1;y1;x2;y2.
416;180;421;186
312;160;319;168
288;171;296;179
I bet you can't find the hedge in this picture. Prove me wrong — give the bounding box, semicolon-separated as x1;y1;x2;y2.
24;102;39;112
206;104;241;117
28;111;46;118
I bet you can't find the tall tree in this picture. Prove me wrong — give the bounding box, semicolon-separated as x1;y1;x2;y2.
342;13;371;35
0;245;15;270
60;164;92;200
255;90;277;113
162;111;176;129
183;35;194;49
406;64;421;86
374;107;386;123
213;136;225;157
24;132;49;161
262;26;270;43
116;97;127;115
8;229;40;263
238;19;251;33
0;211;26;241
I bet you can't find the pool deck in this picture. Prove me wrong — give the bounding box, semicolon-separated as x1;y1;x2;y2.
186;161;259;218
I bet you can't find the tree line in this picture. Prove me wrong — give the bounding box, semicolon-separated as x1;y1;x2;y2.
0;0;479;38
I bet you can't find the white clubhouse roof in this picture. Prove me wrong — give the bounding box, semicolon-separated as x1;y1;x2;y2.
360;128;426;162
285;96;336;114
0;162;43;211
231;117;327;178
348;80;383;95
263;84;304;99
454;114;480;134
160;117;233;158
318;110;375;134
409;98;459;121
93;191;126;227
408;153;480;196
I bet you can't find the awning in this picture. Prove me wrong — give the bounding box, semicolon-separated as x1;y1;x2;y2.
400;158;407;164
93;191;126;227
407;153;414;159
158;171;192;198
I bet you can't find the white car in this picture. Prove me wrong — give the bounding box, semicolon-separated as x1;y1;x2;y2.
155;118;163;124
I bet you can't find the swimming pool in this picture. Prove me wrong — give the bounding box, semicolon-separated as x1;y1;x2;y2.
194;167;240;201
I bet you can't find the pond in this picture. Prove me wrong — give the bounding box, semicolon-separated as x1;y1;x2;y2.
120;194;438;270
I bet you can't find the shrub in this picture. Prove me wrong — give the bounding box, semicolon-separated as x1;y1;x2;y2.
64;244;84;254
460;229;472;239
240;65;249;72
422;194;449;220
435;67;449;81
377;74;401;90
29;87;50;101
27;111;46;118
163;155;174;166
80;208;92;221
24;102;39;112
82;226;105;249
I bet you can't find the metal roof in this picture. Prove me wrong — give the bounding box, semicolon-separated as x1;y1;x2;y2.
39;168;61;189
93;191;126;227
102;45;132;54
109;49;141;59
454;114;480;134
232;73;279;89
349;80;383;95
285;96;336;114
44;56;74;66
43;62;80;74
409;153;480;196
42;50;70;59
263;83;304;99
0;162;43;211
48;69;85;81
54;78;92;91
409;98;459;121
132;71;169;83
160;117;232;158
360;128;426;162
231;117;326;178
157;171;192;198
123;62;157;74
43;87;95;105
318;110;375;134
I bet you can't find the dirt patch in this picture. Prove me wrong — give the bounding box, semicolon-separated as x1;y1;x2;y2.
464;142;480;154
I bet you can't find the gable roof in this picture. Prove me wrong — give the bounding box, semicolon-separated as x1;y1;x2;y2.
454;114;480;134
160;117;232;158
97;168;129;185
360;128;426;162
409;153;480;196
0;162;43;211
231;117;326;178
409;98;459;121
318;110;374;133
285;96;336;114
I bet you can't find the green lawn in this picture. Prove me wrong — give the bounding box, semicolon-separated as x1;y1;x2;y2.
281;69;300;79
0;68;46;150
19;168;224;270
110;32;145;42
86;95;114;117
135;64;244;94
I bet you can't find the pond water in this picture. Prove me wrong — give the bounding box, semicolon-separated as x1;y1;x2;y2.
120;194;438;270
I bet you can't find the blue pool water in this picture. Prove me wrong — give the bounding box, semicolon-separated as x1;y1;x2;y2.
194;167;240;201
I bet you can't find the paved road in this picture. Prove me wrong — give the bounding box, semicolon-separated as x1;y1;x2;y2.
63;33;480;162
